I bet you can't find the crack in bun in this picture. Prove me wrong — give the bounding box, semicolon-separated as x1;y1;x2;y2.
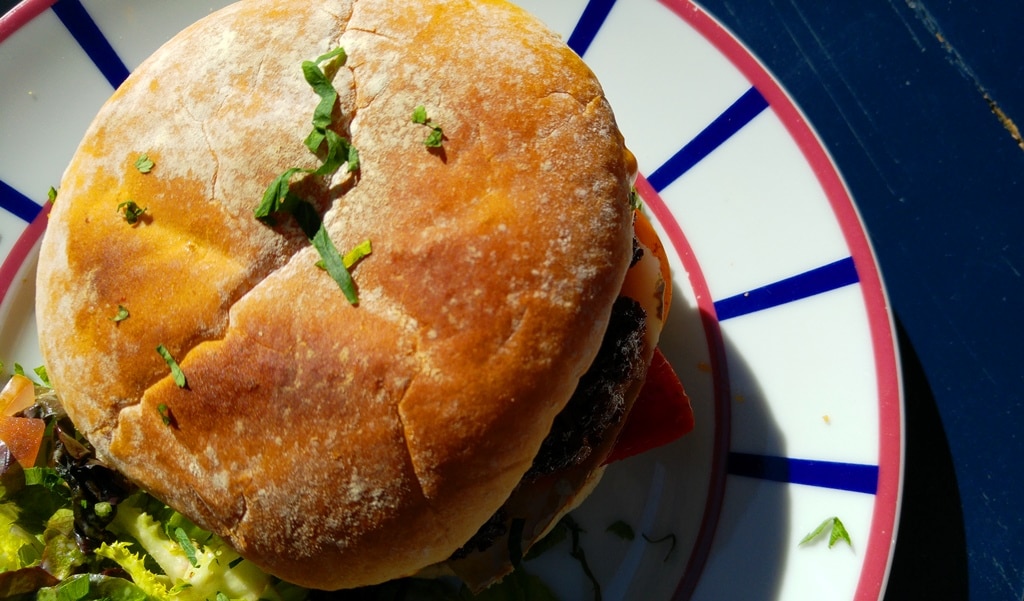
35;0;638;591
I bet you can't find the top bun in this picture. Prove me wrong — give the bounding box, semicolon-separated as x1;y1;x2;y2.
36;0;635;589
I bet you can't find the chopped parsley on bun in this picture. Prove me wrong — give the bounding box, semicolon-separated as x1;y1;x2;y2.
23;0;694;594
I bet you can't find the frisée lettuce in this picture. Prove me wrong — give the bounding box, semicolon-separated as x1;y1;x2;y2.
0;379;306;601
0;374;570;601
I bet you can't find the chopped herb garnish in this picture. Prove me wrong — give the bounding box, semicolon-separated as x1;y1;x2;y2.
282;202;360;304
562;516;602;600
300;46;358;175
317;239;373;272
255;46;368;305
111;304;130;323
156;344;187;388
173;527;200;568
117;200;147;225
12;362;48;387
629;186;642;210
228;556;245;569
33;364;50;388
606;520;636;541
134;153;155;173
423;127;444;148
316;129;360;175
342;239;373;268
257;177;363;304
255;167;306;220
302;47;347;149
157;403;172;426
253;47;357;221
310;219;360;305
642;532;678;562
47;186;58;204
799;516;853;549
411;105;428;125
411;104;444;148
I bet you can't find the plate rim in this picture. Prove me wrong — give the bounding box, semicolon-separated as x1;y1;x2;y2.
660;2;904;598
0;1;904;599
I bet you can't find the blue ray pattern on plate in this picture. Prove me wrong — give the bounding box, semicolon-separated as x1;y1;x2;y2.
646;87;770;193
566;0;617;56
52;0;129;89
714;257;861;321
0;179;43;223
728;452;879;495
561;0;880;505
0;3;896;596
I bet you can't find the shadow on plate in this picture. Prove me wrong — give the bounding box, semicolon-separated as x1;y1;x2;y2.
882;317;968;600
686;325;788;600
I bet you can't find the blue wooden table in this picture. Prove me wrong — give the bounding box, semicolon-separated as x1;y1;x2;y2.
2;0;1021;598
689;1;1022;599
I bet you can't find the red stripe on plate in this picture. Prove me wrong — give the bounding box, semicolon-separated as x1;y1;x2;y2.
0;202;49;307
660;2;903;599
1;0;59;307
635;174;732;601
0;0;58;44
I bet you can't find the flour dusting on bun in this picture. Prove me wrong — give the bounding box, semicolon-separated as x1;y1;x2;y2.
36;0;689;592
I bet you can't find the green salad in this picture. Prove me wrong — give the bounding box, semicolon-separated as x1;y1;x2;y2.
0;372;579;601
0;371;307;601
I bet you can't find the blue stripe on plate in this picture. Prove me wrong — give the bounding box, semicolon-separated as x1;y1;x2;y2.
714;257;860;321
728;452;879;495
0;179;44;224
647;86;769;192
567;0;617;56
52;0;130;89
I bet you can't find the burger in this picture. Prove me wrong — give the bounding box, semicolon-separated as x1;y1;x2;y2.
3;0;693;597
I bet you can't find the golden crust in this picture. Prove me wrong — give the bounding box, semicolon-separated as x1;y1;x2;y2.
36;0;634;589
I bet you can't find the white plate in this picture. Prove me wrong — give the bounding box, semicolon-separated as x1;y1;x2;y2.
0;1;902;599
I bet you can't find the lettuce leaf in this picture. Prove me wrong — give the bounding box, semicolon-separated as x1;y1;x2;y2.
102;493;297;601
36;573;151;601
0;501;41;572
0;385;307;601
94;541;173;600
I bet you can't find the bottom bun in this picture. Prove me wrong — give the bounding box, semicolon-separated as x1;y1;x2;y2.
443;212;671;590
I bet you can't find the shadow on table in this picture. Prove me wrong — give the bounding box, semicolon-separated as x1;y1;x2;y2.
882;318;969;600
0;1;19;18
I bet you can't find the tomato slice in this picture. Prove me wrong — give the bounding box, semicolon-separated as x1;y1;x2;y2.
604;348;694;465
0;415;46;469
0;374;36;416
633;209;672;321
